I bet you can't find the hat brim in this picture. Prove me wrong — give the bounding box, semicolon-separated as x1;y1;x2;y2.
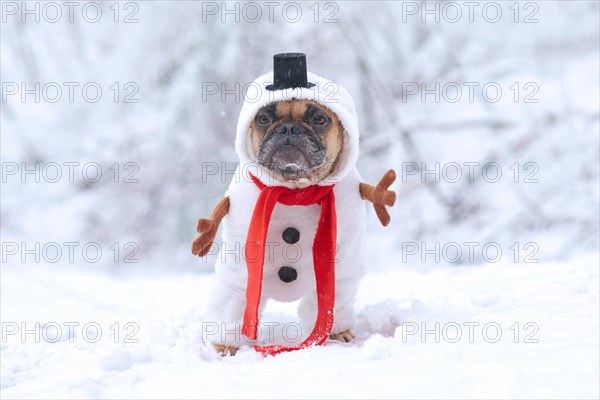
265;81;316;91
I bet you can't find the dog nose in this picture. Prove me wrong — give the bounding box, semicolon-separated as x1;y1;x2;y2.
275;122;302;135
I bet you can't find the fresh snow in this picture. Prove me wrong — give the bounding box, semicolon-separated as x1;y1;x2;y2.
2;253;598;399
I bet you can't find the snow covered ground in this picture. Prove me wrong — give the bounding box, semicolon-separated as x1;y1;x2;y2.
2;252;598;399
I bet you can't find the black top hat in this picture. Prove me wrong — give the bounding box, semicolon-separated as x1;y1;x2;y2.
265;53;315;91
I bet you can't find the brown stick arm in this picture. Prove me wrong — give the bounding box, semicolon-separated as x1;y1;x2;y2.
359;169;397;227
191;196;230;257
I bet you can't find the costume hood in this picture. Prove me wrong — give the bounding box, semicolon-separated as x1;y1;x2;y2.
235;55;359;187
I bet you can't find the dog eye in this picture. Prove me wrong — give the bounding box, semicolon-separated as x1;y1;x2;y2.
257;114;271;125
312;115;326;125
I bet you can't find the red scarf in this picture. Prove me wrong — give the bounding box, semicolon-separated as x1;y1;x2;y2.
243;173;337;356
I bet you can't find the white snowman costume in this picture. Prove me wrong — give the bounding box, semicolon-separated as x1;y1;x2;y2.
202;69;368;353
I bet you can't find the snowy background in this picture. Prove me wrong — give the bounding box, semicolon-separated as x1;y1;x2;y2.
1;1;599;398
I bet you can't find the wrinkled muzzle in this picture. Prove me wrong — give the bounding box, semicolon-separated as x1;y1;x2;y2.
257;122;326;180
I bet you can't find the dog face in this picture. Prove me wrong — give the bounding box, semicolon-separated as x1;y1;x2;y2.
250;99;344;185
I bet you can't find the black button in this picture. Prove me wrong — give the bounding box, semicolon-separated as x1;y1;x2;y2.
278;266;297;283
282;227;300;244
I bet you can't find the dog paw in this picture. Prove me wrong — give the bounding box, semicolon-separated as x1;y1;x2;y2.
329;329;355;343
212;343;239;356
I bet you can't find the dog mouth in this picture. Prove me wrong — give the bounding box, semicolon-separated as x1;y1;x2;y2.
258;137;326;181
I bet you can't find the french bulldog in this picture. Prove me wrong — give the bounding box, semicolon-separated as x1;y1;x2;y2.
192;56;395;356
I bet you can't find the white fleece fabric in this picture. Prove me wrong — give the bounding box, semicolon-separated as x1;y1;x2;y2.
204;71;367;347
235;71;360;187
